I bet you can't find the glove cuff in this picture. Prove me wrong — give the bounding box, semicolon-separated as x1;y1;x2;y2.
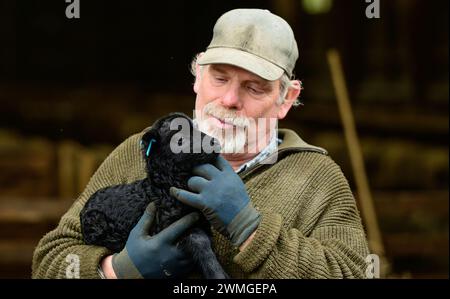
227;202;261;247
111;249;143;279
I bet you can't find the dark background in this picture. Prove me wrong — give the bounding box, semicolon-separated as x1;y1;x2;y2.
0;0;448;278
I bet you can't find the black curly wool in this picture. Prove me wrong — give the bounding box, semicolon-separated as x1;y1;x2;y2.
80;112;229;279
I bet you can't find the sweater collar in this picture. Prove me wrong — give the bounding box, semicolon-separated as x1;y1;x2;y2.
238;129;328;179
277;128;328;155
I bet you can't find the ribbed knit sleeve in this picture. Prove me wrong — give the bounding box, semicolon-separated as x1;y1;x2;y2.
32;133;145;279
233;153;370;278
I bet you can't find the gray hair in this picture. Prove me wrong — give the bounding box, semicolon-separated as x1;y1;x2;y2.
190;55;302;107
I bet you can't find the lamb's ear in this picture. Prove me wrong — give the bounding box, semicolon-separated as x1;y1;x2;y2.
140;129;159;158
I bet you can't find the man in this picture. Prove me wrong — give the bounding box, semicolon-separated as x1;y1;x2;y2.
32;8;370;279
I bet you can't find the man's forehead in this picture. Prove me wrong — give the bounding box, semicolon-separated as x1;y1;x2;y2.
208;64;273;84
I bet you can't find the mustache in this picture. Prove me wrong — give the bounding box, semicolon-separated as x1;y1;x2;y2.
202;102;251;128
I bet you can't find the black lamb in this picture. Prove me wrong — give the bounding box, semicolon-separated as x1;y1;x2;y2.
80;112;229;279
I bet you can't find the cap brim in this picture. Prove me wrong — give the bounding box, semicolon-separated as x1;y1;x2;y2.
197;47;284;81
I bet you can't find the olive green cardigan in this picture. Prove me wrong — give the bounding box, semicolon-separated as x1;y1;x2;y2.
32;128;370;278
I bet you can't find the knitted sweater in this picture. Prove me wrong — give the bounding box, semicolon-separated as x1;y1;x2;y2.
32;128;370;279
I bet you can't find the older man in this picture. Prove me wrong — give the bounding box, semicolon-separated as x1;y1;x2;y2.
32;9;369;279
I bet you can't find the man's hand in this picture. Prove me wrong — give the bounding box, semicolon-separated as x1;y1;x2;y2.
111;202;199;278
170;156;260;247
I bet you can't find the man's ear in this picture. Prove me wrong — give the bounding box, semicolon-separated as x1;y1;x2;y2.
193;52;205;94
277;80;301;120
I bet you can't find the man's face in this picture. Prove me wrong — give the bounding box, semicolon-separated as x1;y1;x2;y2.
194;64;288;154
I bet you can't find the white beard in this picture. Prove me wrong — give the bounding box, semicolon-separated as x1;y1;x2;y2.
195;102;250;154
197;119;248;154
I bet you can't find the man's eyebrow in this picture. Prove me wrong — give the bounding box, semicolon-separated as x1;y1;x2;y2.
209;65;273;88
209;65;228;74
246;78;272;89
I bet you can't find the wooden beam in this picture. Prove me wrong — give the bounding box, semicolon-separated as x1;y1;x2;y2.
327;49;388;276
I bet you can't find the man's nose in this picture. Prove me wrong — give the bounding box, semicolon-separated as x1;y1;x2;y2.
220;84;242;110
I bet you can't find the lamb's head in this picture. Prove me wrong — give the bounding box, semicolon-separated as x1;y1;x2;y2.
140;113;220;185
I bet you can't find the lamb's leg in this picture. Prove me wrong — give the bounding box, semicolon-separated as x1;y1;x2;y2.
181;228;229;279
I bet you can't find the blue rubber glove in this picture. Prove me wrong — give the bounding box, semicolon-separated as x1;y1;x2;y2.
170;156;261;247
112;202;199;278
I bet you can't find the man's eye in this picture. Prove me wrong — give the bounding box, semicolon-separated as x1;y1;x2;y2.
247;86;264;95
214;77;227;83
